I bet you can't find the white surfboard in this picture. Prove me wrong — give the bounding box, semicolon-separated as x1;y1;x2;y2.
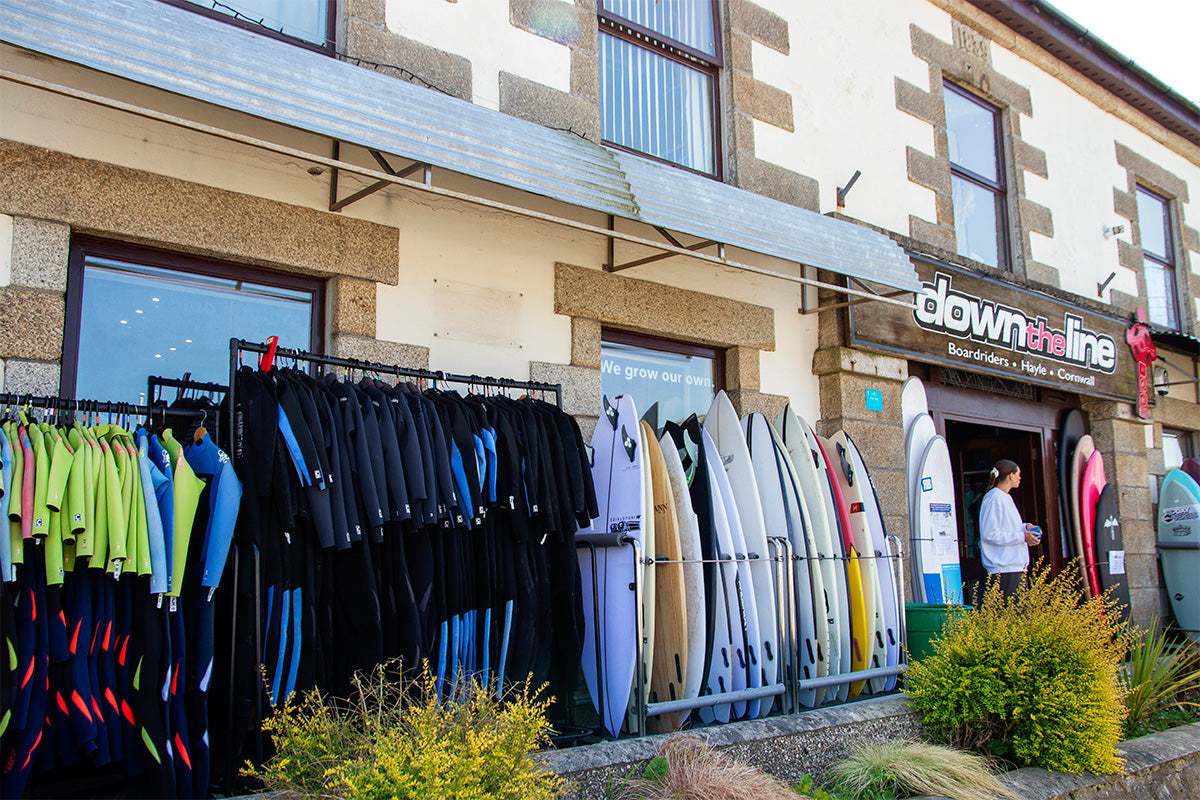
697;443;741;724
700;424;761;720
658;432;706;719
833;431;901;692
901;376;929;439
914;436;962;605
705;392;777;718
777;406;851;702
905;413;938;601
578;394;645;738
746;413;826;708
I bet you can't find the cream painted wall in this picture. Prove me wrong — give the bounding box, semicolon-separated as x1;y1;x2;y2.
749;0;945;227
991;45;1200;308
384;0;573;110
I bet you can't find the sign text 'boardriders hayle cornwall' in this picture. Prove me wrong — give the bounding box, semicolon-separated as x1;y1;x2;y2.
915;273;1118;384
849;258;1137;402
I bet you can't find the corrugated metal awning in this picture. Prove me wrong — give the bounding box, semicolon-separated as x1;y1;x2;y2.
0;0;920;294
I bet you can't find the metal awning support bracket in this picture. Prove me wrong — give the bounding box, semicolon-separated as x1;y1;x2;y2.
606;223;722;272
800;273;913;314
330;145;429;212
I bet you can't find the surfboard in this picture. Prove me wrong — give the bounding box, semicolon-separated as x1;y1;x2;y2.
833;432;901;693
901;377;929;439
1080;451;1107;598
1057;410;1086;561
816;434;872;698
745;413;820;709
706;392;777;718
1070;435;1095;592
578;394;645;738
1182;457;1200;486
697;431;744;723
658;431;706;729
793;414;853;702
636;421;656;729
775;405;847;704
1158;469;1200;644
826;434;888;694
1093;484;1130;625
905;414;937;601
913;436;963;606
701;419;762;720
641;423;688;734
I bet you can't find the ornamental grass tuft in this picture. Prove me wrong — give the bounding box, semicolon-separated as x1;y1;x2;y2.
823;739;1019;800
904;561;1136;774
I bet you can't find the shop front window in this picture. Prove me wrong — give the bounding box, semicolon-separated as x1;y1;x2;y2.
1163;429;1193;471
600;330;721;425
65;240;323;403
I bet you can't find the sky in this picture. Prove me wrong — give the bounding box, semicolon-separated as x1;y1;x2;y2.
1046;0;1200;105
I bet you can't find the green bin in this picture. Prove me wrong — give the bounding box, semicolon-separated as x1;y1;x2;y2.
904;603;969;662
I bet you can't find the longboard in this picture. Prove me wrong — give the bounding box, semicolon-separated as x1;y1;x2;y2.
1158;469;1200;644
1057;410;1086;561
816;434;872;698
776;406;848;703
626;420;657;733
901;377;929;439
1080;451;1107;598
706;392;776;718
905;414;938;600
657;431;706;728
745;413;821;708
578;395;645;738
913;436;962;605
1070;435;1095;592
833;432;901;692
1093;484;1130;625
641;424;688;734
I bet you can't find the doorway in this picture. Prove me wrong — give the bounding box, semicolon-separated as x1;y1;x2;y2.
944;420;1054;605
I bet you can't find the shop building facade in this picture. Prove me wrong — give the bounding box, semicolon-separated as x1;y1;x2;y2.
1;0;1198;632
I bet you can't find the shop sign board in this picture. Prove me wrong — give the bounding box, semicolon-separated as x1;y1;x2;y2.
850;259;1138;402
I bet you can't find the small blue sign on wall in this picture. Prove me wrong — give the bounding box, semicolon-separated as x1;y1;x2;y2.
865;388;883;411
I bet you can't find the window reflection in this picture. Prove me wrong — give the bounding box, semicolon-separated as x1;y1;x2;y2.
601;339;718;424
76;257;314;403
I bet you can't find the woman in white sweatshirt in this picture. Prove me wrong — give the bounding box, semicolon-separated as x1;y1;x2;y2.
978;459;1041;599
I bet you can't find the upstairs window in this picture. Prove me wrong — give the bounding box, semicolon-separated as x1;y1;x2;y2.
163;0;335;50
599;0;721;176
945;83;1009;270
1136;186;1180;330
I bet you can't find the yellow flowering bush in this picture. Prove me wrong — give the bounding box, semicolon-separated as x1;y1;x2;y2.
245;662;564;799
904;562;1136;774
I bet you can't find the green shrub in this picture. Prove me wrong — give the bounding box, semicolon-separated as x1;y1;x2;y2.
1120;622;1200;737
822;740;1018;800
244;662;564;800
904;562;1135;774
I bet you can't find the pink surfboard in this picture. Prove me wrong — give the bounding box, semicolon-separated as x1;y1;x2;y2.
1080;451;1107;598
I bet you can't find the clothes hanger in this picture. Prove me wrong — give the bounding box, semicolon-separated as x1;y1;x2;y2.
194;407;208;446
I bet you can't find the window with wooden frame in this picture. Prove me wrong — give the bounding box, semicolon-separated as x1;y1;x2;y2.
600;329;723;425
945;82;1010;270
65;238;324;403
1136;186;1181;330
159;0;336;52
598;0;722;176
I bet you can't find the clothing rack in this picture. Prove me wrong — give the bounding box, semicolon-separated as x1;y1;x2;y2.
0;392;207;422
147;374;228;402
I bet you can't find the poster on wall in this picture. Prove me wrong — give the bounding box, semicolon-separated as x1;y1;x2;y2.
850;257;1139;403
